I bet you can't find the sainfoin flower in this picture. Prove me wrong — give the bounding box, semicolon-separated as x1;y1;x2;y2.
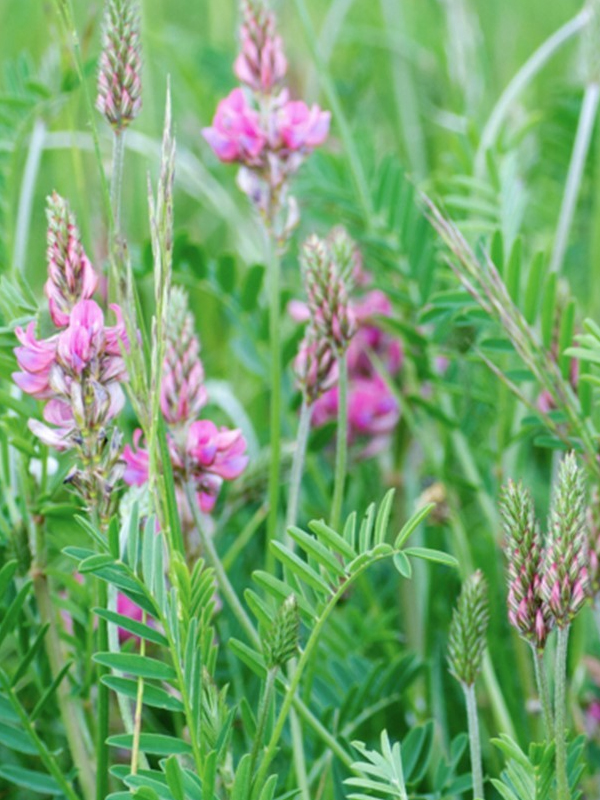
500;479;552;651
234;0;287;93
12;196;127;521
161;286;208;426
96;0;143;132
45;193;98;327
291;237;402;455
447;570;489;687
202;88;266;164
540;452;589;627
123;287;248;518
202;0;330;241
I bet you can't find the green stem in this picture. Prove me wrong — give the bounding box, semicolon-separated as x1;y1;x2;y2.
286;400;313;535
291;0;374;225
130;611;146;776
96;579;110;800
111;131;126;237
463;682;484;800
555;625;571;800
52;0;113;225
183;481;354;768
533;648;553;740
550;81;600;274
475;9;590;176
0;675;82;800
185;482;259;646
250;667;278;782
330;354;348;531
266;230;282;569
32;523;95;800
253;551;392;788
289;702;311;800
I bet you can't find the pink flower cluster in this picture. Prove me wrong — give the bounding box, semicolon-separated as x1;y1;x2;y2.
123;288;248;517
14;301;127;450
291;286;403;456
13;194;127;452
202;1;329;236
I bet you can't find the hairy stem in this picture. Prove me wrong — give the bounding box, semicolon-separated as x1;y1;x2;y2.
266;230;282;569
533;648;553;740
111;131;126;236
555;625;571;800
550;81;600;274
463;683;484;800
286;400;313;535
330;354;348;531
289;660;311;800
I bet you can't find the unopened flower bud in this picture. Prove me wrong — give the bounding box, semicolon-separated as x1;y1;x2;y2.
541;453;590;627
301;234;356;354
262;594;299;670
234;0;287;94
294;325;337;405
500;479;552;651
45;192;98;327
97;0;143;132
448;570;489;687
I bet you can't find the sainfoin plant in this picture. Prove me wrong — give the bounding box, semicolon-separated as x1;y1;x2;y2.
6;0;600;798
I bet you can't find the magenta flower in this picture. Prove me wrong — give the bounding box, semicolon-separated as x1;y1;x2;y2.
202;88;266;164
347;290;404;377
13;323;59;398
123;429;150;486
275;100;331;152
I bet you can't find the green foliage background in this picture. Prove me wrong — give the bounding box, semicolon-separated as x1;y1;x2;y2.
1;0;600;798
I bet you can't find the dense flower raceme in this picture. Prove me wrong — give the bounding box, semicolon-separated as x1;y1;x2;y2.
123;288;248;517
291;280;402;455
202;0;330;238
12;194;128;519
96;0;143;132
14;300;128;450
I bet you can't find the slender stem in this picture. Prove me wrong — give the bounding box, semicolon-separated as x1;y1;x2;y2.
266;230;282;569
32;522;95;800
550;81;600;274
291;0;374;225
52;0;113;225
253;552;392;788
250;667;278;781
185;482;259;647
288;660;311;800
184;481;354;768
286;400;313;535
533;648;553;739
330;354;348;531
555;625;571;800
111;131;126;237
475;9;590;176
130;611;146;776
96;578;110;800
463;683;484;800
1;676;82;800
